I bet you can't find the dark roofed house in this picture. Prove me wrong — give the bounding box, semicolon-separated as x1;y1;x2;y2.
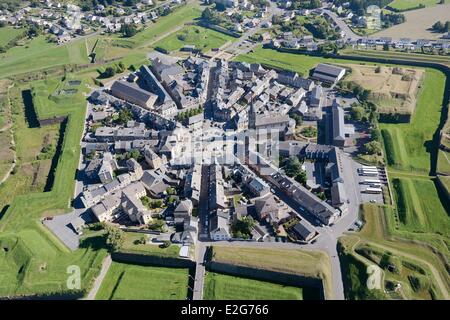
311;63;346;86
110;81;158;109
292;220;315;242
254;195;279;221
332;100;346;147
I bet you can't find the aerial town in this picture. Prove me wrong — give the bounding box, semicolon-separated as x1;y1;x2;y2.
0;0;448;305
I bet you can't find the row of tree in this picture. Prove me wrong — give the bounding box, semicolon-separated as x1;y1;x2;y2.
432;21;450;33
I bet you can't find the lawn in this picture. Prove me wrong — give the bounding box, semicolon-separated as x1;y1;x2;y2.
0;26;25;47
380;68;446;173
0;36;89;79
152;25;234;53
121;232;181;258
0;75;109;297
111;3;202;49
211;246;333;299
204;272;303;300
338;204;449;299
391;177;450;235
236;47;330;77
95;262;189;300
388;0;442;10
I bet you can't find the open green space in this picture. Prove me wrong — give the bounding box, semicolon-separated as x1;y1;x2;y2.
388;0;442;11
0;26;25;47
391;177;450;234
111;3;202;49
380;68;446;173
338;204;449;300
0;36;89;79
152;25;233;53
204;271;303;300
95;261;189;300
0;74;109;297
211;246;332;299
121;232;180;258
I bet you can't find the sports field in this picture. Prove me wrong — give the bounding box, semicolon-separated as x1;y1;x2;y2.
95;262;189;300
204;272;303;300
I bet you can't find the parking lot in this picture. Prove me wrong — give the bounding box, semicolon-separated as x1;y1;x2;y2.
355;164;387;204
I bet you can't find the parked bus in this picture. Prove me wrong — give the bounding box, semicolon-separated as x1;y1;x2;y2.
364;187;382;194
362;166;377;170
359;172;378;177
369;183;382;188
361;168;378;172
363;179;381;184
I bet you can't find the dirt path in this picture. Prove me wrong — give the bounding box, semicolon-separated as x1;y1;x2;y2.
85;255;112;300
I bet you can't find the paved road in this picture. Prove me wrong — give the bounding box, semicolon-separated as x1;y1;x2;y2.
85;255;112;300
322;9;361;42
192;242;207;300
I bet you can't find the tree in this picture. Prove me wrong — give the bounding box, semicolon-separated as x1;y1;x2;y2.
102;66;116;78
370;128;381;141
351;106;365;121
115;108;133;124
364;141;382;155
121;23;137;37
160;240;171;248
432;21;444;32
105;225;125;252
201;7;214;21
148;219;166;231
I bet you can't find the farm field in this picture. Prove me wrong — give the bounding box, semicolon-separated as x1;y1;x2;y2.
152;25;234;53
95;262;189;300
345;64;424;115
211;246;332;299
375;4;450;40
204;272;303;300
388;0;443;11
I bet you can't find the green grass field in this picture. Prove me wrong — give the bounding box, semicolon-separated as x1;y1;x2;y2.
0;75;109;297
121;232;181;257
95;262;189;300
204;272;303;300
211;246;332;299
0;26;25;47
388;0;442;10
380;68;446;173
111;3;202;49
338;204;449;299
152;25;233;53
0;36;89;79
391;177;450;234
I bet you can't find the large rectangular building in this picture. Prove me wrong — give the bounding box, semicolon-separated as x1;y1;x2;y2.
311;63;346;86
110;81;157;109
